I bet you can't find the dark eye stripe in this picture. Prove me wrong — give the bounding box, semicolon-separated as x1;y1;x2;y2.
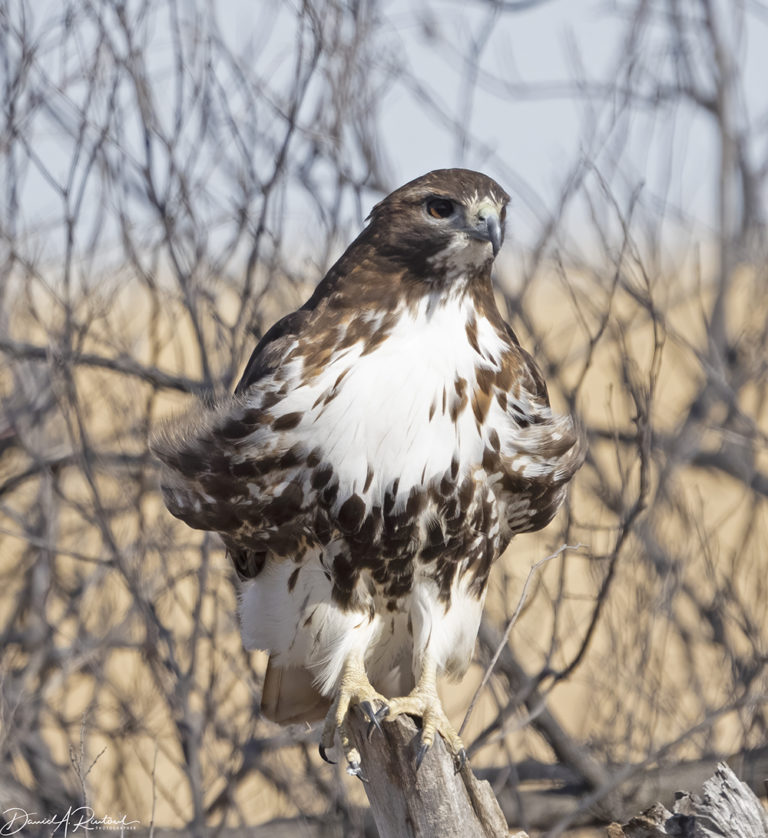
426;198;454;219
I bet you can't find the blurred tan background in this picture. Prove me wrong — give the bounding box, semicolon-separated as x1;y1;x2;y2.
1;1;767;836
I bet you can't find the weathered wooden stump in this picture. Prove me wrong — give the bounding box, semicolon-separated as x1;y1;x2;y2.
609;762;768;838
347;706;519;838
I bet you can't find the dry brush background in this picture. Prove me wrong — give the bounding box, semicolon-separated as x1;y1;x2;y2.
1;1;767;836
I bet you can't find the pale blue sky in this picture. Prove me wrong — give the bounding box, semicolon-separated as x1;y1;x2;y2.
8;0;768;270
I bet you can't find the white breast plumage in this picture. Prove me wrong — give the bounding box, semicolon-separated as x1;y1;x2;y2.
267;291;507;512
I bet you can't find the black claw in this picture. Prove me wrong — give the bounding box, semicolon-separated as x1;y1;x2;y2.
415;741;429;771
360;701;383;741
319;744;336;765
347;762;369;783
366;717;382;741
374;705;390;723
453;748;467;774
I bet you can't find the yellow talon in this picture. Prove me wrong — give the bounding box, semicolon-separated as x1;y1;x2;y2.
319;652;386;777
380;654;466;770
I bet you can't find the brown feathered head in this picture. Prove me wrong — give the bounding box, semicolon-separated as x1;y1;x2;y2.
360;168;510;276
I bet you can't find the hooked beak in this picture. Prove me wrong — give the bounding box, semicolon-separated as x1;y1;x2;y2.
473;205;503;257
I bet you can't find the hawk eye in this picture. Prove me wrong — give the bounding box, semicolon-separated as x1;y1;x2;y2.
426;198;455;219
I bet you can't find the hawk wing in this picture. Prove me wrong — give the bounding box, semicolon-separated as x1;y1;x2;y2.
235;257;345;394
150;231;404;570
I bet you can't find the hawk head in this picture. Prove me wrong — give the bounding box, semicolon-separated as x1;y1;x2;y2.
363;168;510;278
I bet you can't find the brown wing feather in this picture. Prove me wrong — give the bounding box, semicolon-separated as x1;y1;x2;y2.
261;658;330;724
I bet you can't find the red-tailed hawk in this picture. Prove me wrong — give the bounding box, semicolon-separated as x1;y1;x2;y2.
152;169;585;776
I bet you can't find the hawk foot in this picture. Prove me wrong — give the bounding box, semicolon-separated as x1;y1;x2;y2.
375;690;467;773
319;660;386;780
